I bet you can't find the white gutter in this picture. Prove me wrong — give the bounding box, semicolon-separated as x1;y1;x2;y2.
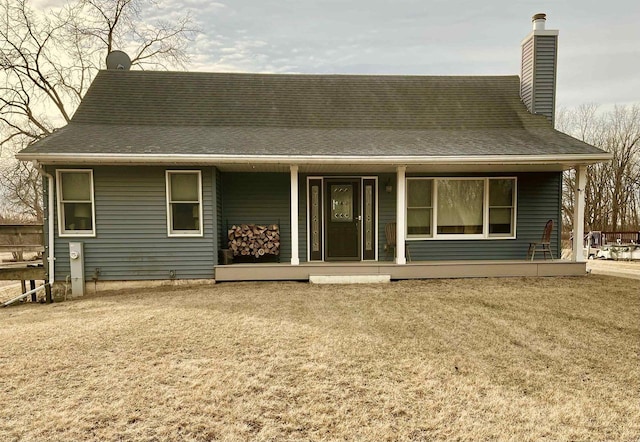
16;152;612;166
32;161;55;287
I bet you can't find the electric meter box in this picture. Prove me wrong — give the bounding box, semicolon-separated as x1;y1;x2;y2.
69;242;85;296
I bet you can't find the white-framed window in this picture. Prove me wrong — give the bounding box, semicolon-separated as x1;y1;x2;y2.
488;178;516;237
406;177;516;240
57;169;96;237
166;170;203;237
407;179;433;237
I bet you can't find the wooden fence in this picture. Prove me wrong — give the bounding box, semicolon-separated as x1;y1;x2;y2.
590;231;640;248
0;224;44;253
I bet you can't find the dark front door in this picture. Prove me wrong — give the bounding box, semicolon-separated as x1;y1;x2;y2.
325;179;360;260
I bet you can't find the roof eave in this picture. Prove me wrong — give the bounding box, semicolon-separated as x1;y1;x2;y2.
16;152;613;169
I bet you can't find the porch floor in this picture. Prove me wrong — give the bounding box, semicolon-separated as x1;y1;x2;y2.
214;260;586;282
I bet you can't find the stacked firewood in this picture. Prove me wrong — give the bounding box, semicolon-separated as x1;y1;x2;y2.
228;224;280;258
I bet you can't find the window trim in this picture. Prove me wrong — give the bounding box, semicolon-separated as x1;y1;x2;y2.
166;170;204;237
406;178;434;238
406;176;517;240
487;178;518;238
56;169;96;238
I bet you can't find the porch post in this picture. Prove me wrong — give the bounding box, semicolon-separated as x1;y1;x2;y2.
572;165;587;262
290;165;300;265
396;166;407;265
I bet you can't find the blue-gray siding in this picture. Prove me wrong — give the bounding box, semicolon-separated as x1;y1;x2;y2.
220;172;291;262
521;33;558;124
533;35;558;123
377;173;397;261
46;168;562;282
50;166;215;281
214;167;222;261
520;38;534;114
211;167;219;266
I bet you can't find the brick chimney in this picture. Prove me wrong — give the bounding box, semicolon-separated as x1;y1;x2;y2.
520;13;559;126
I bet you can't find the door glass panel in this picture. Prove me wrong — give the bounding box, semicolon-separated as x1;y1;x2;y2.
331;185;353;222
365;184;373;251
311;185;320;252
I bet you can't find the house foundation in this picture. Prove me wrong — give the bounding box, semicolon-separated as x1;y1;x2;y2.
214;260;586;282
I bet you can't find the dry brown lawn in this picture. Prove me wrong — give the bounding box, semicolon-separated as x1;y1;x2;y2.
1;276;639;441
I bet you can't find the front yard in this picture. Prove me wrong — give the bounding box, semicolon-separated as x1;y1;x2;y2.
1;276;638;441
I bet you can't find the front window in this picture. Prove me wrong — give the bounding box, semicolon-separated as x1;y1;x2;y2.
407;179;433;237
166;171;203;236
406;177;516;239
489;179;515;237
57;169;95;236
437;179;484;235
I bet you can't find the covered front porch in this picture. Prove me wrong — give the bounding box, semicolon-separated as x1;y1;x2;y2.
214;259;586;282
285;163;589;265
215;160;591;280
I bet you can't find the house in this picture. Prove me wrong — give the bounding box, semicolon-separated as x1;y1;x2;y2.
16;14;610;290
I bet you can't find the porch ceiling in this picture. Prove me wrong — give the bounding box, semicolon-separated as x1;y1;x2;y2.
214;162;571;173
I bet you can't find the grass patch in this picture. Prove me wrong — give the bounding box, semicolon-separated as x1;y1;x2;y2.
1;276;638;441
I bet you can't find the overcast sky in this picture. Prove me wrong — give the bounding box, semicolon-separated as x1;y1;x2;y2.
37;0;640;110
166;0;639;111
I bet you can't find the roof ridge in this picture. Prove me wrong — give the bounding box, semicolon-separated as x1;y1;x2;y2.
97;70;520;80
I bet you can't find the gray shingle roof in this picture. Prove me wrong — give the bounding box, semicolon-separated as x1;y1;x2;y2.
19;70;606;159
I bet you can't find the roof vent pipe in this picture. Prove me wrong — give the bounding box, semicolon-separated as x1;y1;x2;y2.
532;13;546;31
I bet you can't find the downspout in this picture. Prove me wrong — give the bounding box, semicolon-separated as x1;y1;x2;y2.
33;160;55;289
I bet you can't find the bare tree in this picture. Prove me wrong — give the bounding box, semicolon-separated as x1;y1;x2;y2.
0;140;42;221
0;0;196;219
559;104;640;233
